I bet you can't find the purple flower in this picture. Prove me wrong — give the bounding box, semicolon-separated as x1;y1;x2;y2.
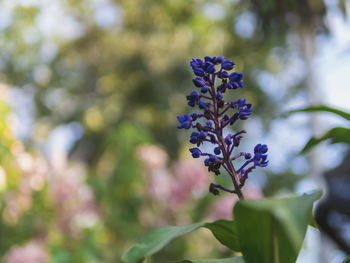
237;99;252;120
228;72;243;89
190;132;199;144
193;67;205;77
224;135;232;145
199;131;207;140
253;153;268;167
205;56;214;62
198;100;210;110
218;71;229;79
193;77;206;87
190;59;205;77
178;56;268;198
204;155;219;166
216;92;223;100
177;114;192;129
190;58;204;69
205;62;216;74
221;60;235;70
187;90;200;107
216;56;225;63
201;86;209;93
190;148;201;158
209;155;218;163
214;146;221;155
254;144;268;154
252;144;269;167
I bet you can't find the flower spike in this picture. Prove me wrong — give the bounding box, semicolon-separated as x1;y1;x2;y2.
177;56;268;199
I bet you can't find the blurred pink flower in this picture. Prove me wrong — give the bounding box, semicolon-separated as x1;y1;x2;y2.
136;144;168;170
3;153;50;225
170;160;210;211
147;169;173;202
4;241;49;263
137;144;211;224
52;164;101;236
137;144;173;204
207;184;264;221
207;194;238;221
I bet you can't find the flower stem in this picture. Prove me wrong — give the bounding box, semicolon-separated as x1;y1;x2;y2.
209;73;245;200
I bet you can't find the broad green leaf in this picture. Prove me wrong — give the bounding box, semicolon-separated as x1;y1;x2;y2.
122;220;239;263
122;223;205;263
342;255;350;263
301;127;350;153
205;220;240;252
286;105;350;122
175;256;245;263
234;191;322;263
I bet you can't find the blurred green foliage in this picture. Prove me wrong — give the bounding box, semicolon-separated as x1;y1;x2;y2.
0;0;348;262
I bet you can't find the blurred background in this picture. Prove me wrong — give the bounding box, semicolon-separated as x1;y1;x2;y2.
0;0;349;262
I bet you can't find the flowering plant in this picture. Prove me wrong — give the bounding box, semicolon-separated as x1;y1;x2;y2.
122;57;321;263
177;56;268;199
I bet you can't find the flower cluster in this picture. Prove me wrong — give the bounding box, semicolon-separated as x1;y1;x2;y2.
177;56;268;199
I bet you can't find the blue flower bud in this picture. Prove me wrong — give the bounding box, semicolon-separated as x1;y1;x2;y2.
216;56;225;63
205;63;216;74
201;86;209;93
205;56;213;62
192;77;206;87
199;131;207;140
216;92;223;100
190;132;199;144
190;58;204;68
209;155;218;163
177;114;192;129
254;144;268;154
224;135;232;145
221;60;235;70
190;148;201;158
229;72;243;89
186;90;200;107
198;100;210;110
218;71;229;79
214;146;221;155
193;67;205;77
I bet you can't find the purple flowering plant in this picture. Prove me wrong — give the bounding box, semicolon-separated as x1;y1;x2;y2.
177;56;268;200
122;57;322;263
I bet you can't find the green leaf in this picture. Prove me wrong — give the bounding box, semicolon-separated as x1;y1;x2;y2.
286;105;350;122
342;255;350;263
205;220;240;252
234;191;322;263
122;223;205;263
174;256;245;263
309;214;318;229
301;127;350;153
122;220;239;263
